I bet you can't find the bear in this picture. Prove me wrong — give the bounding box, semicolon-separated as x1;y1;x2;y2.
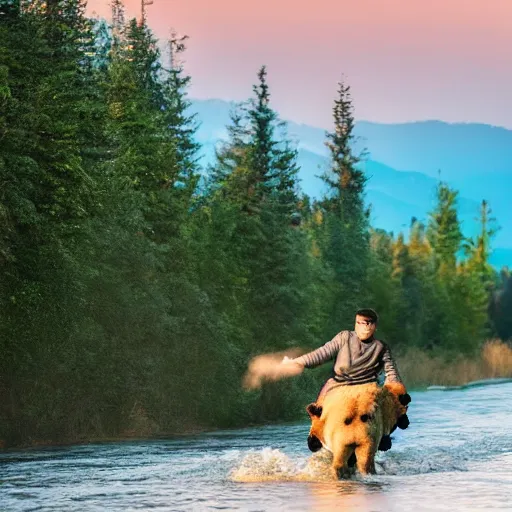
305;381;410;479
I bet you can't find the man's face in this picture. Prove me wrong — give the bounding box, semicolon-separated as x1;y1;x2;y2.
354;315;377;340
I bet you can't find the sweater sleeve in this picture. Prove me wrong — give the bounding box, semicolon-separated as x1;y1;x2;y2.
292;332;344;369
382;344;402;384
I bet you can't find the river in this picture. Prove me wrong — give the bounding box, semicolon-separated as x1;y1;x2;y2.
1;381;511;511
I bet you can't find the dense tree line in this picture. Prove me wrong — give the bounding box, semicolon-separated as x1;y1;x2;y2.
0;0;509;447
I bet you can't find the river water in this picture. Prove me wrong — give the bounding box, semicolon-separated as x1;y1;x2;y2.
1;381;511;511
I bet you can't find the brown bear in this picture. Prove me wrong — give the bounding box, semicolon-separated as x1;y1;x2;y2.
305;381;409;479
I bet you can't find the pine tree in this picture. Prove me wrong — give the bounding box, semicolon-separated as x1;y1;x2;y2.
427;181;463;275
463;200;499;287
0;0;114;444
206;105;251;202
365;229;401;342
426;182;489;352
103;16;166;208
455;200;500;345
0;0;99;298
318;77;370;332
247;67;299;211
392;233;410;280
404;219;442;350
158;32;201;204
392;226;439;350
322;79;367;219
206;67;305;349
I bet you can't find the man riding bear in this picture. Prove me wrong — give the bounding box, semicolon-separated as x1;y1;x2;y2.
281;308;411;450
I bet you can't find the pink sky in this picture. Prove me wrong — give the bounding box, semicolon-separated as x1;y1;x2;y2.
88;0;512;129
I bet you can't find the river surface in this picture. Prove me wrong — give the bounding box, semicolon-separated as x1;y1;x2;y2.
1;381;511;511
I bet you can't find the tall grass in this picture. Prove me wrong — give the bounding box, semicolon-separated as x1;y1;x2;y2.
397;339;512;389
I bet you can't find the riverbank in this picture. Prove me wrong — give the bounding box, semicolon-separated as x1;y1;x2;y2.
0;417;308;452
398;339;512;389
2;340;511;451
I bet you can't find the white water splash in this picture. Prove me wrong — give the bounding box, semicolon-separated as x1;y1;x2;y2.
229;447;336;483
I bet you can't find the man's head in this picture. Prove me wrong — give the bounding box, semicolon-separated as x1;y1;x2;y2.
354;308;378;341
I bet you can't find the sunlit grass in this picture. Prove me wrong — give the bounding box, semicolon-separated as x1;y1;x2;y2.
398;339;512;388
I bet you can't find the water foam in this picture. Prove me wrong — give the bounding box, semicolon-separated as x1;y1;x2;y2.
229;443;484;483
229;448;336;483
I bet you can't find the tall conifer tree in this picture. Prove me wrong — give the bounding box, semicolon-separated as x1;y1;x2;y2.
427;181;463;275
319;78;370;332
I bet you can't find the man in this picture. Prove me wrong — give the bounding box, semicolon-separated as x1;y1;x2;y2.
282;308;404;403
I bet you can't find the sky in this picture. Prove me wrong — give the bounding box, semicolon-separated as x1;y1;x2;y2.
87;0;512;130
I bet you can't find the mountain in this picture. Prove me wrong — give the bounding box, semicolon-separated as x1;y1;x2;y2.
190;98;512;268
353;120;512;179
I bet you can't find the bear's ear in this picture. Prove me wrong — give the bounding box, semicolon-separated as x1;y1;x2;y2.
306;403;323;418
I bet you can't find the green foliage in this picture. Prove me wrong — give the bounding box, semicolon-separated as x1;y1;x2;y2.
427;181;463;274
200;66;319;421
322;79;366;216
316;78;371;334
463;200;499;286
0;3;503;447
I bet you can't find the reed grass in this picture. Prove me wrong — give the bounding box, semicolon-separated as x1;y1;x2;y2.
397;339;512;388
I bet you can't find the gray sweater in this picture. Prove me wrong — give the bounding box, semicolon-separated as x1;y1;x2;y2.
293;330;402;385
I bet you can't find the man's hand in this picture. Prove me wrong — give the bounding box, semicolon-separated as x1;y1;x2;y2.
281;356;304;375
242;349;304;390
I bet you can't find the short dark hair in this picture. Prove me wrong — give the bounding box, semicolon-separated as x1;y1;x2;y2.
355;308;378;324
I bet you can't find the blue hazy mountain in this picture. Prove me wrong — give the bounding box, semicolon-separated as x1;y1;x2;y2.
190;99;511;268
353;120;512;178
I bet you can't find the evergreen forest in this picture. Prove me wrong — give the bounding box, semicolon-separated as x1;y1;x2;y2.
1;0;511;447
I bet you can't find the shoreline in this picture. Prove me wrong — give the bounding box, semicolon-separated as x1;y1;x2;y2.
3;376;512;452
0;417;306;452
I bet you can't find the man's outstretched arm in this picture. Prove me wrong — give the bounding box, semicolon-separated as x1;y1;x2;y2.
286;332;345;369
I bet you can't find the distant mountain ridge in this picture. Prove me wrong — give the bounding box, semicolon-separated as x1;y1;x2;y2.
190;98;512;268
